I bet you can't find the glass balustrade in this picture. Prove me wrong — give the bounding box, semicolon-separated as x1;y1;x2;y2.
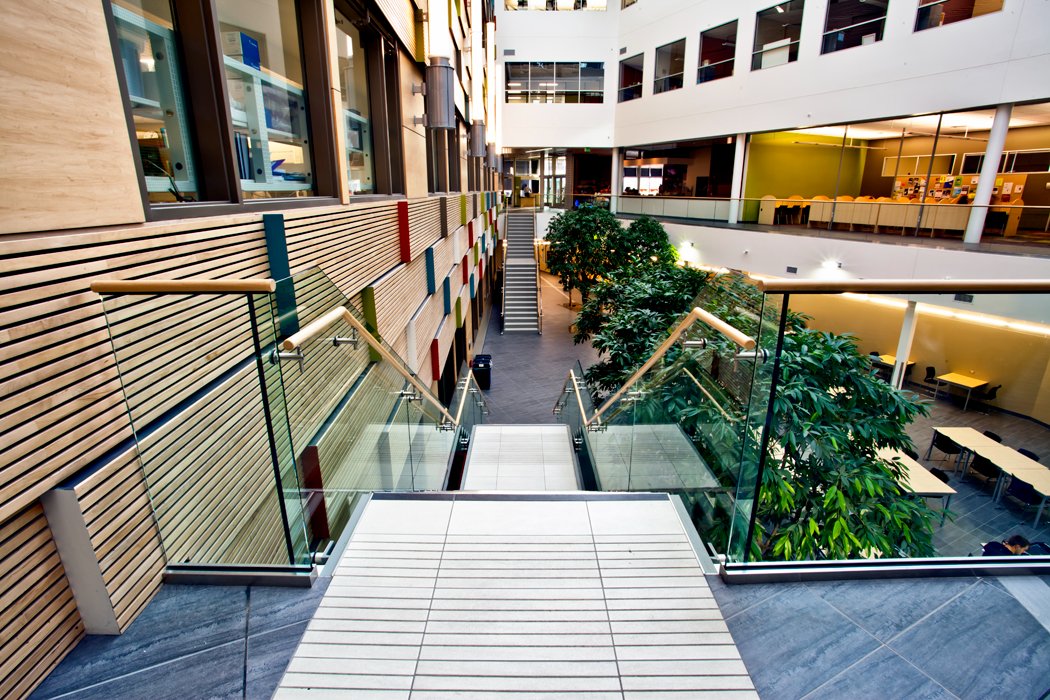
97;266;480;570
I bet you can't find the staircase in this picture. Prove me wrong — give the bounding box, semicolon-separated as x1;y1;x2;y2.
503;210;541;333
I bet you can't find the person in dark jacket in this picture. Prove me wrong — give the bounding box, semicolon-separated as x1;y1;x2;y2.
982;534;1030;555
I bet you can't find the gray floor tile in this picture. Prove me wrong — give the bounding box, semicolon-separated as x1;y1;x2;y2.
31;585;249;698
246;621;311;700
801;647;957;700
806;577;977;643
724;585;880;699
37;640;245;700
889;580;1050;699
707;577;796;620
248;580;331;636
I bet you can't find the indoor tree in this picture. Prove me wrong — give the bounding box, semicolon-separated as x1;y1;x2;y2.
544;204;621;307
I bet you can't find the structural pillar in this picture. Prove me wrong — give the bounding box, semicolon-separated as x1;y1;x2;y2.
891;301;918;391
963;103;1012;244
727;133;747;225
610;146;622;214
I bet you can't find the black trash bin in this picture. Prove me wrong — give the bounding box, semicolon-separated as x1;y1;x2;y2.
471;354;492;390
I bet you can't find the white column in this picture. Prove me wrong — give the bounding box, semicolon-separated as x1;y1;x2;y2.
963;103;1012;244
728;133;747;224
891;301;918;390
610;147;621;214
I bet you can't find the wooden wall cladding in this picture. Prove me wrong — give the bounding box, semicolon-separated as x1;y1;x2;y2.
0;217;267;525
0;505;84;699
284;202;401;297
72;448;164;630
412;294;445;378
372;258;429;359
373;0;420;60
0;1;144;235
406;198;442;261
445;195;460;240
431;235;456;284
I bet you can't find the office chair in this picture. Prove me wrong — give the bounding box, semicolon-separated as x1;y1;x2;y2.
902;447;919;460
982;430;1002;443
923;366;938;396
1003;476;1041;511
974;384;1001;413
925;431;961;467
966;454;999;489
1018;448;1040;463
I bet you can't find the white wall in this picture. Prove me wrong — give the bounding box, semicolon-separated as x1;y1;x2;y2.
662;222;1050;324
496;1;1050;149
495;6;620;147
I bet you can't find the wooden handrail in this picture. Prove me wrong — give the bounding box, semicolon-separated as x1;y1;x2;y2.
757;279;1050;294
282;305;457;426
91;279;276;294
587;307;755;427
453;372;482;426
569;369;598;427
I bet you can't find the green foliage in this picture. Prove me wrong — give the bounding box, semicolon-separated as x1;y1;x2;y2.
545;210;676;306
756;329;936;560
575;267;939;562
573;265;710;395
544;204;622;306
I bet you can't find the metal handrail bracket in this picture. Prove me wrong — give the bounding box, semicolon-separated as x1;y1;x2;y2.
282;306;457;426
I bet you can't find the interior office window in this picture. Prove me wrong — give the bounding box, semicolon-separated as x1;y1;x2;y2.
529;62;555;103
110;0;199;203
579;63;604;103
335;11;373;195
653;39;686;94
622;0;638;7
822;0;887;53
752;1;805;71
698;21;737;84
504;0;607;10
504;62;604;103
916;0;1004;31
506;63;529;103
219;0;313;198
618;54;644;102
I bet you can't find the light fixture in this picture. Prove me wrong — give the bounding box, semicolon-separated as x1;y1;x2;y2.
425;57;456;130
775;4;785;13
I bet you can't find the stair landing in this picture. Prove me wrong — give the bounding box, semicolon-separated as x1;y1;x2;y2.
461;424;579;490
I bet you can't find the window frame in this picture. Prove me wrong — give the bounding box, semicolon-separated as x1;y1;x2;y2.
653;38;686;95
698;20;737;84
104;0;405;221
915;0;1005;32
821;0;887;54
752;1;805;72
618;53;644;103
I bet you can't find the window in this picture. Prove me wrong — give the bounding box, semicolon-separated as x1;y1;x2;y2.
881;154;957;177
622;0;638;7
111;0;199;203
822;0;887;54
220;0;313;198
916;0;1004;32
962;150;1050;174
653;39;686;94
698;21;737;84
618;54;644;102
504;0;607;10
503;62;605;103
335;12;374;195
752;1;805;71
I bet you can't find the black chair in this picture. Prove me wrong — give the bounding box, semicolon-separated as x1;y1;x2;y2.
966;454;999;489
1003;475;1041;511
982;430;1002;443
925;431;961;467
923;366;938;396
1018;448;1040;463
974;384;1002;413
902;447;919;460
869;351;881;357
930;467;950;484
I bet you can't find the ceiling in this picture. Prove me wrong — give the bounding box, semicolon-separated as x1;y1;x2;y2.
792;102;1050;141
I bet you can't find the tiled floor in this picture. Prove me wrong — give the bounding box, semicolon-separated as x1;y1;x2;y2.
274;494;757;698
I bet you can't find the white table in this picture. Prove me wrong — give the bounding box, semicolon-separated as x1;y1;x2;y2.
880;448;955;524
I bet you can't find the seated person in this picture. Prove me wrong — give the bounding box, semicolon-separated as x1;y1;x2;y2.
982;534;1030;556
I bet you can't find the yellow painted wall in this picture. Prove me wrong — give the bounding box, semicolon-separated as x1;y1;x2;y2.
792;294;1050;424
743;131;866;199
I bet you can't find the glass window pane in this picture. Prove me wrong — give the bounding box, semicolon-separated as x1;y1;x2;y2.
506;63;529;103
822;0;886;54
753;0;805;71
916;0;1004;31
1012;150;1050;173
555;62;580;94
336;11;374;195
699;21;737;84
654;39;686;94
111;0;199;203
619;54;644;102
219;0;313;198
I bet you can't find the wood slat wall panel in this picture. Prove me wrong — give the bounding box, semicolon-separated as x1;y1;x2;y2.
0;219;268;523
413;295;444;376
373;258;429;351
432;236;454;283
445;196;459;240
373;0;420;60
74;449;163;631
0;505;83;699
285;203;401;296
407;198;442;260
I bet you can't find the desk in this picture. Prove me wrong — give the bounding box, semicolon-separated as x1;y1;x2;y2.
880;448;955;524
871;354;914;380
930;427;1050;526
934;372;989;411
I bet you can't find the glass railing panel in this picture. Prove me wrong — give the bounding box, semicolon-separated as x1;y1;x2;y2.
97;289;304;566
